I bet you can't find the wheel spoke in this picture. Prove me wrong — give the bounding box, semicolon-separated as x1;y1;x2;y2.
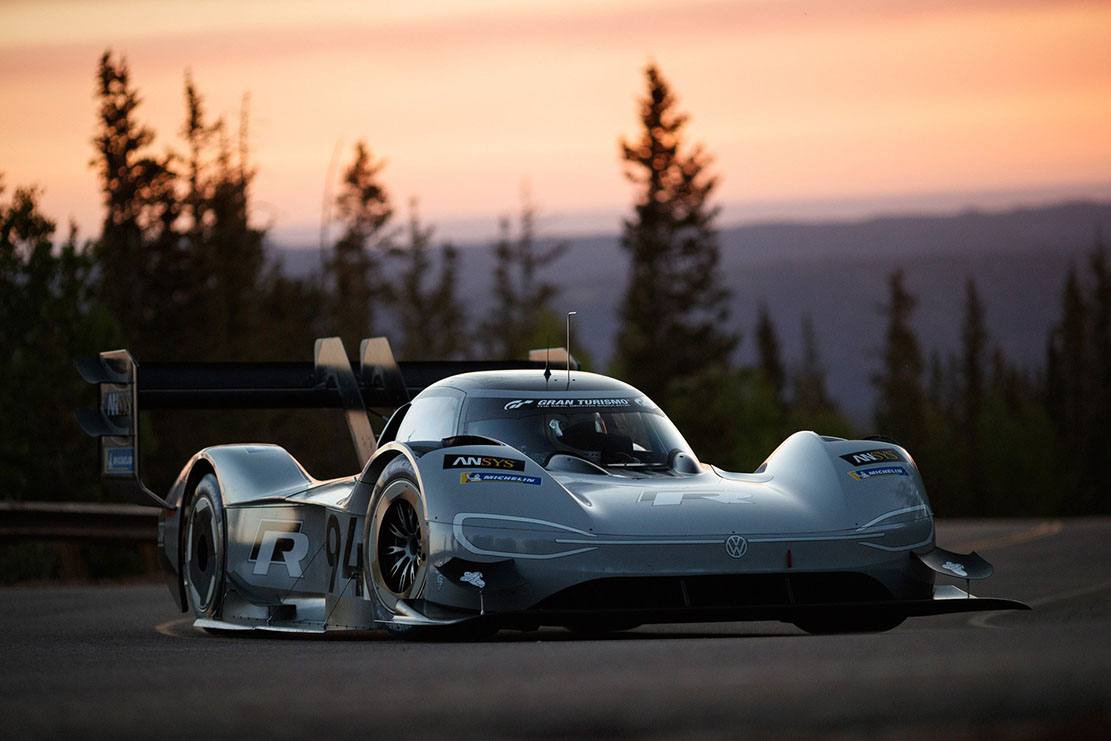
378;495;424;594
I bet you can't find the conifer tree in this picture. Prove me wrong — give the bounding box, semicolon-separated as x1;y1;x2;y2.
327;141;392;350
792;314;834;417
614;63;736;407
91;51;179;353
1;178;118;501
479;192;567;359
1046;234;1111;512
390;199;467;360
1046;267;1087;453
173;78;268;358
205;105;266;357
755;302;785;406
959;278;988;501
871;269;925;450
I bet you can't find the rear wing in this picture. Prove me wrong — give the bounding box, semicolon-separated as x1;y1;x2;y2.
76;337;575;508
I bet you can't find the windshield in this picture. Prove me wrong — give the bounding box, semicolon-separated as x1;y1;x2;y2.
460;396;695;469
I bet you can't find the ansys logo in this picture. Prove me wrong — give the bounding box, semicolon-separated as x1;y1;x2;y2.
839;448;907;467
443;455;525;471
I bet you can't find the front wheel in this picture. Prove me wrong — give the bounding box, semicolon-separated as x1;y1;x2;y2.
182;474;226;619
365;457;429;618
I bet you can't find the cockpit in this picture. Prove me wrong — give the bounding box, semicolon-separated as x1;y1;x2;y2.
390;388;699;472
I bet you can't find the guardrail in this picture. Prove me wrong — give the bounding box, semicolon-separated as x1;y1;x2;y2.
0;501;159;542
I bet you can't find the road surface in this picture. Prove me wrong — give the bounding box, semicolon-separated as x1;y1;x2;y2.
2;518;1109;738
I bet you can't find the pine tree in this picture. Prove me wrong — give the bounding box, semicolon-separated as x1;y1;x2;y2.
1046;233;1111;512
871;270;925;450
91;51;179;353
205;102;266;358
614;63;737;408
959;278;988;504
479;192;567;359
755;302;785;406
792;314;834;417
1;178;119;501
327;140;392;350
390;199;467;360
1045;265;1088;501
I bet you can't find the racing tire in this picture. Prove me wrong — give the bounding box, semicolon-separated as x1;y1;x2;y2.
364;458;498;642
792;610;905;635
365;458;430;626
182;474;226;619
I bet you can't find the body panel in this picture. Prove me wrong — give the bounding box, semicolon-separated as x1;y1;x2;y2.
151;370;1023;634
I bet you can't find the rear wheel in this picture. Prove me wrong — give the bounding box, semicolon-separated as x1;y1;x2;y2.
183;474;226;618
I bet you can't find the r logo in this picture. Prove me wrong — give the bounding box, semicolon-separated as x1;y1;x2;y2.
250;520;310;577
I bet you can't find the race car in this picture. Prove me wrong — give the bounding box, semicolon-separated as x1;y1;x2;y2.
77;336;1027;637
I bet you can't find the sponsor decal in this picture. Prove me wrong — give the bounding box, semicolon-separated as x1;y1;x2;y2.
638;490;753;506
840;448;907;466
460;471;542;486
325;514;363;592
103;390;131;417
249;520;310;577
104;446;134;474
460;571;486;589
505;398;633;410
725;535;748;559
443;454;525;471
633;397;656;408
848;466;908;481
942;561;968;577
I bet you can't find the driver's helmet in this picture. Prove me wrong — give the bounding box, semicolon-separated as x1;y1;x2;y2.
544;412;630;464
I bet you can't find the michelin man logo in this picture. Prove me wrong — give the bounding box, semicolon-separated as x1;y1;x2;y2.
942;561;968;577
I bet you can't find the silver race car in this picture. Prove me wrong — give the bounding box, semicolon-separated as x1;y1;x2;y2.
77;337;1026;636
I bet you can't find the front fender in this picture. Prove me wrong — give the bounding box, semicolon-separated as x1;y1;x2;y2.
413;445;576;521
762;432;933;551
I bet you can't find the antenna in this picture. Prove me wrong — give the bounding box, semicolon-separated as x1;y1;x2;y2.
566;311;577;390
543;335;551;381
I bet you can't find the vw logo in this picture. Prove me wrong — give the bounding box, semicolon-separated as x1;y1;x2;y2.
725;535;748;559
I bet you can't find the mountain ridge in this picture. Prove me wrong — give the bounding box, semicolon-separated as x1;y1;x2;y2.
269;200;1111;420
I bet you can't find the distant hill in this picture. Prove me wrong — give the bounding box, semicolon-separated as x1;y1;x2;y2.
270;201;1111;421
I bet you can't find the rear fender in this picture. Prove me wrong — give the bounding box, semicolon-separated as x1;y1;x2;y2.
161;445;315;613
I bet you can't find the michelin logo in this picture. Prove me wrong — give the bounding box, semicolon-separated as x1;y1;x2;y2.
848;466;908;481
460;472;542;486
104;447;134;474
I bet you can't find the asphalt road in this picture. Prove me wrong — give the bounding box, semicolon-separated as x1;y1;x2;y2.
2;518;1109;739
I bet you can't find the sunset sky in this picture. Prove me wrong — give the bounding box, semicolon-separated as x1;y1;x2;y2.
2;0;1109;244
